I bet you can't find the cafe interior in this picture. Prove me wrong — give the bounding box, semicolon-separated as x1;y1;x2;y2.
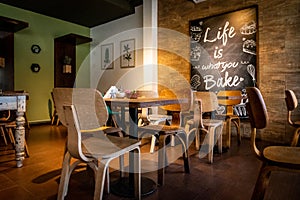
0;0;299;199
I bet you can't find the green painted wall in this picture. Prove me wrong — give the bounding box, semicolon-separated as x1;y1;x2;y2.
0;3;91;123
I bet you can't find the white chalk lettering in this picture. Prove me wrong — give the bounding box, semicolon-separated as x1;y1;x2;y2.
200;61;239;72
203;21;236;46
203;71;244;90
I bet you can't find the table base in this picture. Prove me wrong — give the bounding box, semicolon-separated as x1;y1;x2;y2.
111;176;157;197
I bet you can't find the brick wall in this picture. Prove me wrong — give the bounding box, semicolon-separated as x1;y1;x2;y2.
157;0;300;144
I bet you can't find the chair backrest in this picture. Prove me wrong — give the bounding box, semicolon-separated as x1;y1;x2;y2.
285;90;298;112
193;91;219;113
217;90;242;106
159;88;192;112
217;90;242;115
245;87;269;130
52;88;108;130
63;104;90;161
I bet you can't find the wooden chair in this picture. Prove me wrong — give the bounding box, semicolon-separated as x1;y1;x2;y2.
138;88;191;186
55;88;141;200
246;87;300;200
285;89;300;146
185;91;223;163
217;90;242;148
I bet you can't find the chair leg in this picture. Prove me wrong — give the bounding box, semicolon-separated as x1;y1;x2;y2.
7;127;15;145
0;126;8;145
56;118;60;126
6;126;15;146
57;152;72;200
51;110;56;125
94;160;109;200
24;140;30;158
291;127;300;147
176;132;190;173
150;135;156;153
195;128;200;151
251;163;272;200
217;125;223;154
207;127;215;164
232;118;241;145
225;118;231;148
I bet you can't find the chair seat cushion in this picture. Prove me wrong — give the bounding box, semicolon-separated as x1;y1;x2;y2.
263;146;300;165
82;135;140;159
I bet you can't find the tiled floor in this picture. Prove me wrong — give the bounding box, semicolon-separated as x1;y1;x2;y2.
0;124;300;200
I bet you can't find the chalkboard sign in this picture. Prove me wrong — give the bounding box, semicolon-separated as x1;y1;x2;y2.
190;6;258;92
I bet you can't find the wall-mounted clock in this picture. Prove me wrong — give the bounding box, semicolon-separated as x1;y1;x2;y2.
31;44;41;54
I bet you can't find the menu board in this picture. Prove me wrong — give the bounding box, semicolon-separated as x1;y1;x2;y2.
190;6;257;92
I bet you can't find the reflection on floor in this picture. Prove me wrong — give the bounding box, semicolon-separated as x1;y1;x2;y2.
0;124;300;200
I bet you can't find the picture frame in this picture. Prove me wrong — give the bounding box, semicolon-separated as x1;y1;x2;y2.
189;6;258;92
120;39;135;68
101;43;114;70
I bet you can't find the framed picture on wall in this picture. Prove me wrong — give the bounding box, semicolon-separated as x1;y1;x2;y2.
120;39;135;68
189;6;258;92
101;43;114;70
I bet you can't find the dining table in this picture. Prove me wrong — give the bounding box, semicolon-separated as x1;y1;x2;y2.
104;96;188;197
0;91;28;167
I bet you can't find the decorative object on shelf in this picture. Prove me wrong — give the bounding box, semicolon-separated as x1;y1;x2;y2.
125;90;138;99
0;57;5;68
31;44;41;54
101;43;114;70
31;63;41;73
120;39;135;68
62;56;72;73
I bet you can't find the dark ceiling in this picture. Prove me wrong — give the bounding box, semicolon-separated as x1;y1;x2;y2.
0;0;143;28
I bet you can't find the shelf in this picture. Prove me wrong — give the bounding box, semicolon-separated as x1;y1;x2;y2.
55;33;92;45
0;16;28;33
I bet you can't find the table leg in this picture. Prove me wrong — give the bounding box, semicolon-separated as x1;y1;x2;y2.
15;110;25;168
111;107;156;197
128;107;156;195
120;107;126;131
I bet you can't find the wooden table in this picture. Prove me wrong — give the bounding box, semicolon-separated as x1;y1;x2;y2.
105;97;187;138
0;92;28;167
104;97;187;197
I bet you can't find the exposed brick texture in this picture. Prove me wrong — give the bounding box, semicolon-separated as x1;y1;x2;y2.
157;0;300;143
